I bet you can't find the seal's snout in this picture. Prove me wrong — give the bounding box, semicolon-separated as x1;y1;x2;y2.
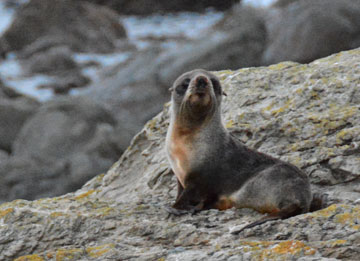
195;76;209;91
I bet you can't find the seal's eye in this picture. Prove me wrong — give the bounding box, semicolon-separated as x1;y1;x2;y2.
211;78;222;95
176;78;190;95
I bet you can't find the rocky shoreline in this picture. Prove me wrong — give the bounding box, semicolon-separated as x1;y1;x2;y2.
1;0;359;202
1;48;359;260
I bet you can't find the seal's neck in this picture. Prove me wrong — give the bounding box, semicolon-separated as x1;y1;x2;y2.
171;103;224;138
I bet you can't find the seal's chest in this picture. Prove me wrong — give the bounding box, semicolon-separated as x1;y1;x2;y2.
167;133;195;188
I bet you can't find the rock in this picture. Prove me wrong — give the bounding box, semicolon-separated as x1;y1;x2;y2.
0;150;9;167
157;5;266;86
1;48;360;260
0;0;126;54
81;47;169;148
21;46;78;75
20;46;91;94
82;0;238;15
263;0;360;64
0;96;121;202
0;80;40;152
37;73;91;95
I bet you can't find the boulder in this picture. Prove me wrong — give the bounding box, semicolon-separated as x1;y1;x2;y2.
263;0;360;64
0;96;121;202
0;80;40;152
0;48;359;260
82;0;238;15
21;46;91;94
157;5;266;86
21;46;78;75
0;0;127;54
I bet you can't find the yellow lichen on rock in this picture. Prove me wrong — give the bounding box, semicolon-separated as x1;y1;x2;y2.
0;208;14;218
240;240;317;259
14;255;44;261
86;244;115;258
55;248;83;261
74;189;96;200
268;240;316;256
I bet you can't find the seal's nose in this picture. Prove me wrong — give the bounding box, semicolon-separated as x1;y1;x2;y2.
195;76;208;90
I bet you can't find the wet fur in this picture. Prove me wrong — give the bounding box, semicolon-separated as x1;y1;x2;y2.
166;69;317;232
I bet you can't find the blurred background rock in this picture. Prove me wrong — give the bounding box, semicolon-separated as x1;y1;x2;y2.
0;0;359;202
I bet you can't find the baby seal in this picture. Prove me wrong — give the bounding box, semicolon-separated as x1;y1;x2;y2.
165;69;321;233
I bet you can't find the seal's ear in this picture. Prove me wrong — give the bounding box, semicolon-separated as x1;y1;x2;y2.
222;91;227;96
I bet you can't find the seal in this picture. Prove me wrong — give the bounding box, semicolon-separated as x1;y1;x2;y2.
165;69;322;233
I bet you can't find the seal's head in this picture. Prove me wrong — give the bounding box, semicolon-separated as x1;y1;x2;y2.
169;69;225;125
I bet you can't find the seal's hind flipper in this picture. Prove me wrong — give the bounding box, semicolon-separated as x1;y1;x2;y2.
310;193;328;212
232;203;303;235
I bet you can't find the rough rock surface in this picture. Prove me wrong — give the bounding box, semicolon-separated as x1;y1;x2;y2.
0;0;126;54
1;48;360;260
0;97;122;202
82;0;238;15
263;0;360;64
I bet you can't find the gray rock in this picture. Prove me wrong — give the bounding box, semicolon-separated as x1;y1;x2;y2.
21;46;78;75
263;0;360;64
1;48;360;260
20;46;91;94
0;81;40;152
82;0;237;15
157;5;266;86
0;150;9;167
0;96;121;202
0;0;126;54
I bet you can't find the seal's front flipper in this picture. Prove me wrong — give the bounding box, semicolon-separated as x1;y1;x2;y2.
164;201;204;216
164;205;190;216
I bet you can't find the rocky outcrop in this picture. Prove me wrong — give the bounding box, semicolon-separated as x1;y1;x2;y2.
1;48;359;260
82;0;238;15
0;0;127;55
263;0;360;64
0;97;122;202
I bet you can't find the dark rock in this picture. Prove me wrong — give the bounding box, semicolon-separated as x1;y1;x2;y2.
82;0;238;15
0;96;121;202
0;0;127;54
0;80;40;153
0;150;9;167
263;0;360;64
